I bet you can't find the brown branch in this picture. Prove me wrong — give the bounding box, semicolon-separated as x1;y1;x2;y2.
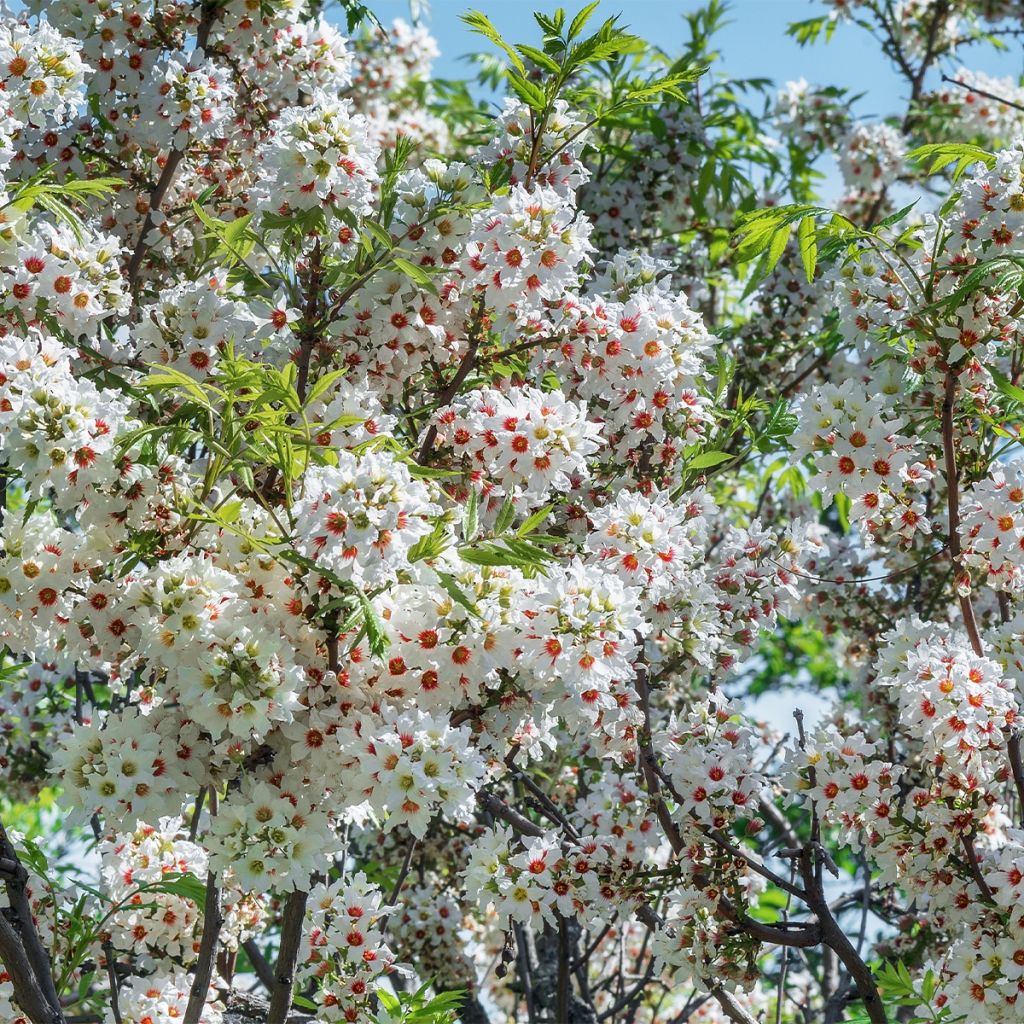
183;871;223;1024
295;239;325;404
0;912;61;1023
1008;733;1024;828
268;890;308;1024
124;3;220;292
415;295;487;465
378;836;418;939
556;917;570;1024
798;848;887;1024
475;789;545;838
710;984;759;1024
961;833;996;905
767;546;946;586
0;821;65;1023
941;370;984;657
242;939;277;993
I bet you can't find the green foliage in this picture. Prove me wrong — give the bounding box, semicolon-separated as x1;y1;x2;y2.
907;142;996;182
461;4;704;165
747;620;848;698
135;351;361;518
373;982;466;1023
870;961;949;1023
733;204;856;285
786;15;840;47
5;172;124;241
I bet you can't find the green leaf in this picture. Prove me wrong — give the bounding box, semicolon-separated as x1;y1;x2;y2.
463;487;479;542
907;142;995;182
375;989;402;1015
391;256;439;296
494;497;516;535
688;450;733;470
150;872;207;904
516;504;552;537
435;571;481;618
408;521;449;563
874;200;919;230
460;11;527;74
357;590;389;657
516;43;561;73
407;463;461;479
216;499;243;524
786;16;832;46
507;73;548;110
304;369;351;408
796;215;817;283
990;366;1024;404
766;221;792;274
362;221;394;251
568;2;600;40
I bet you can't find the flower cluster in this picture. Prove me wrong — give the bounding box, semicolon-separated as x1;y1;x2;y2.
794;379;933;539
478;99;591;198
134;277;290;376
300;872;398;1022
207;778;337;891
0;17;87;130
137;55;236;149
661;700;767;832
517;560;645;750
54;707;189;828
837;123;907;196
253;97;380;218
787;724;903;843
0;332;132;506
464;821;651;932
952;142;1024;258
291;452;441;590
463;184;594;321
773;79;851;150
962;466;1024;592
340;708;486;838
111;971;222;1024
931;70;1024;145
391;881;477;992
877;623;1018;782
441;386;603;501
100;817;264;966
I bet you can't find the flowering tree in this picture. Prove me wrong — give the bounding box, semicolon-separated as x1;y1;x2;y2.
3;1;1024;1023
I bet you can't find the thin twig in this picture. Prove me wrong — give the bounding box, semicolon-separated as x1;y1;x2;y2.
415;295;486;465
941;73;1024;114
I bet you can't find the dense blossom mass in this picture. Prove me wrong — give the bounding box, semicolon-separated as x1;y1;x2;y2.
1;2;1024;1024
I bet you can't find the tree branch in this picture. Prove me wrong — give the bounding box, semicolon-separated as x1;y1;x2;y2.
183;871;223;1024
0;821;65;1023
268;890;308;1024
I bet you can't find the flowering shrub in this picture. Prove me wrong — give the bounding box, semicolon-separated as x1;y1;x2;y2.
2;2;1024;1024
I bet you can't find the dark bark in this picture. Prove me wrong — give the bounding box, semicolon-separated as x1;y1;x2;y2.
0;821;65;1024
221;990;314;1024
532;919;597;1024
267;890;308;1024
184;871;223;1024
